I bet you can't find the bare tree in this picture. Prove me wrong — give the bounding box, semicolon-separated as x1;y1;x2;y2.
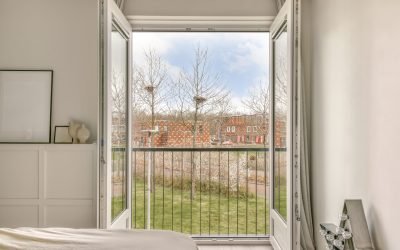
111;68;127;146
132;48;171;192
174;46;230;146
241;39;288;147
242;81;270;146
172;46;230;198
274;33;288;113
212;95;233;144
111;68;127;178
132;48;171;141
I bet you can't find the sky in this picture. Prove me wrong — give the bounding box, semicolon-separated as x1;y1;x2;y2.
132;32;270;111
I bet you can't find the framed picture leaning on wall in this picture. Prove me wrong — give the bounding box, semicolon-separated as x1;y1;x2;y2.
0;70;53;143
54;126;72;144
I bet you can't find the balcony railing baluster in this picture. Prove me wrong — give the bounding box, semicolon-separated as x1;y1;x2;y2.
246;150;248;235
181;151;183;233
153;151;155;229
256;151;258;235
162;151;165;230
190;151;193;234
236;151;239;235
143;151;146;228
171;151;174;231
133;151;137;228
200;151;202;235
264;150;267;235
218;151;221;235
208;151;211;236
227;151;230;235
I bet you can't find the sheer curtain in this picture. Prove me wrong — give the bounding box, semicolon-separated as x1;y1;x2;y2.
298;0;316;249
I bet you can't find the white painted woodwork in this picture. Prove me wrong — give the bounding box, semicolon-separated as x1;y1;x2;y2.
127;16;275;31
0;144;97;228
123;0;278;17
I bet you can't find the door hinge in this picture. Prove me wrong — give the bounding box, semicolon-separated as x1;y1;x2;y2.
295;203;301;221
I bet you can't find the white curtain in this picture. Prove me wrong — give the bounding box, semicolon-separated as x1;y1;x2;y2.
298;0;316;249
299;68;315;250
114;0;125;10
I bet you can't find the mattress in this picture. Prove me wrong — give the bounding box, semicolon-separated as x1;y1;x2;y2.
0;228;197;250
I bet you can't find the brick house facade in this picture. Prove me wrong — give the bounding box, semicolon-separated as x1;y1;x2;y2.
132;120;211;147
130;114;286;148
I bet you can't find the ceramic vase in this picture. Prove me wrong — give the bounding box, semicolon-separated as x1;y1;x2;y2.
77;124;90;144
68;121;80;144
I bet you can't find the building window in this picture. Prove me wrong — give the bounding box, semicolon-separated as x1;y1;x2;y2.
199;125;203;134
231;126;236;132
253;126;257;132
247;126;251;133
226;126;231;132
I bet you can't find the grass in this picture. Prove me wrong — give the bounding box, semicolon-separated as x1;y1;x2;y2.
114;179;270;235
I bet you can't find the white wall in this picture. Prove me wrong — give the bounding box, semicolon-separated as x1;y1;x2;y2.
123;0;277;17
311;0;400;249
0;0;99;141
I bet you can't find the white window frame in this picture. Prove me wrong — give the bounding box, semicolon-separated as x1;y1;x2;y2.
231;126;236;132
123;15;286;246
226;126;231;132
126;16;274;32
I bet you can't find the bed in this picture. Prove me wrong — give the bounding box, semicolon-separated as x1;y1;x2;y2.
0;228;198;250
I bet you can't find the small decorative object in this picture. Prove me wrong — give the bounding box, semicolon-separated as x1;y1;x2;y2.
320;200;374;250
77;124;90;144
68;121;81;144
54;126;73;144
0;70;53;143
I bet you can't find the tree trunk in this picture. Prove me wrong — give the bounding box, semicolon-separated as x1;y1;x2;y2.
150;92;155;192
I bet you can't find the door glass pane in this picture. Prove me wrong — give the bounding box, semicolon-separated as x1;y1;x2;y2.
273;26;288;220
111;25;128;221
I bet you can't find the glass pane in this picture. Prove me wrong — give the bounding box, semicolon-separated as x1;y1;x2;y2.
111;25;128;221
273;26;288;220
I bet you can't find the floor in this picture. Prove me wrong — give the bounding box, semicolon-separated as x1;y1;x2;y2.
198;245;273;250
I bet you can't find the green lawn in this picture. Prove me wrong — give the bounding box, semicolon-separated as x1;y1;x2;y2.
114;179;270;235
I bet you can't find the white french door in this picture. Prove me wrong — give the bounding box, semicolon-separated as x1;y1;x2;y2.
100;0;132;229
269;0;298;249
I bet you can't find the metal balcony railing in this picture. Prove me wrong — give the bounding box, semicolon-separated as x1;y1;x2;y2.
128;147;281;238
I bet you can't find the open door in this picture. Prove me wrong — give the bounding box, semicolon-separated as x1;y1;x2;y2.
99;0;132;229
269;0;298;249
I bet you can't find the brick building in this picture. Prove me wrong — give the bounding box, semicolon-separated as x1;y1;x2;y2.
132;119;211;147
217;114;287;147
130;114;286;148
215;114;268;145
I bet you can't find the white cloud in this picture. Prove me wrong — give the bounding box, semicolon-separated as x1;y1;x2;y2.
132;33;173;65
225;37;269;73
132;32;270;102
230;95;247;113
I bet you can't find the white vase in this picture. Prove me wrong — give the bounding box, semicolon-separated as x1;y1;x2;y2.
68;121;81;144
77;124;90;144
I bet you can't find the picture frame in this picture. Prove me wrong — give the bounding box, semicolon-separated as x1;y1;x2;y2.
54;126;73;144
0;69;53;143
